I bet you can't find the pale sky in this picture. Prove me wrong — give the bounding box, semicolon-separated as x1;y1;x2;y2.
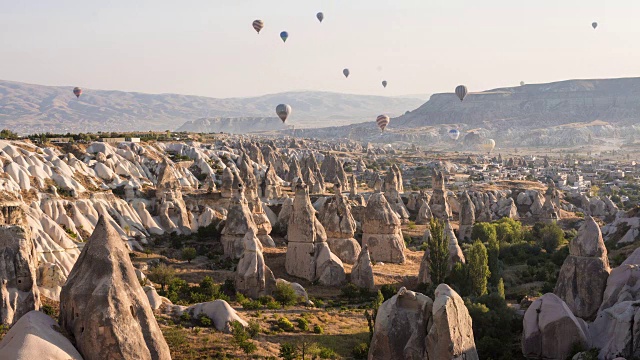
1;0;639;98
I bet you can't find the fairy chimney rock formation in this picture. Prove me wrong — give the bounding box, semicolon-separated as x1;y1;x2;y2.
319;183;361;264
350;245;375;290
59;216;171;360
156;160;191;235
235;230;276;299
458;191;476;242
429;170;452;220
554;216;610;320
221;184;258;259
0;205;40;327
362;193;406;264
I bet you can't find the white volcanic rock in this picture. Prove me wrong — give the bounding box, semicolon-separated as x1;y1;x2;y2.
0;310;83;360
361;192;406;264
183;300;248;333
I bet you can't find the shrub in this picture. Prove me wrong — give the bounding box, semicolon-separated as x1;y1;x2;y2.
148;263;175;291
266;300;281;310
277;317;295;332
279;343;298;360
379;284;397;301
179;312;191;323
247;320;260;338
313;324;324;334
231;320;257;354
197;313;213;327
41;304;55;316
318;347;337;359
296;317;310;331
242;300;263;310
352;342;369;359
181;247;197;263
274;282;300;307
341;283;360;300
471;222;497;243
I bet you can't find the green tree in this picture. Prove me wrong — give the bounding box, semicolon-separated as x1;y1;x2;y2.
279;343;299;360
497;278;505;299
148;263;175;291
181;247;197;263
468;240;490;297
364;290;384;341
471;222;497;243
494;217;523;243
427;218;449;285
273;282;300;307
231;320;256;354
530;223;565;253
487;236;500;286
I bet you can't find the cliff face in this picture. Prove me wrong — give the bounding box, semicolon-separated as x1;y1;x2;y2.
396;78;640;129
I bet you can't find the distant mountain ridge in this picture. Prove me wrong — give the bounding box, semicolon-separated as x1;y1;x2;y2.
395;77;640;129
0;80;424;134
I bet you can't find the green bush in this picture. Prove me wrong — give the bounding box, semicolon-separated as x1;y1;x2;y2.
247;320;260;338
296;317;310;331
341;283;360;300
318;347;337;359
266;300;281;310
471;222;497;243
179;312;191;323
279;343;298;360
352;343;369;359
313;324;324;334
197;313;213;327
380;284;397;301
274;282;300;307
181;247;197;263
277;317;295;332
231;320;257;354
41;304;55;316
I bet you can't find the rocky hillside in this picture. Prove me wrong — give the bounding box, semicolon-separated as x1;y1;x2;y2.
396;77;640;129
177;117;289;133
0;80;425;134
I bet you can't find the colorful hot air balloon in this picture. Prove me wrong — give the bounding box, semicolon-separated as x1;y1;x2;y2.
382;80;388;88
592;22;598;29
376;115;390;132
343;68;350;78
252;20;264;34
520;81;525;86
276;104;292;123
280;31;289;43
481;138;496;153
317;12;324;23
455;85;468;101
448;129;460;140
73;87;82;99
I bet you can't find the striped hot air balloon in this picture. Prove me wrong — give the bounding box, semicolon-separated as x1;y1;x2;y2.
455;85;468;101
376;115;390;132
73;87;82;98
276;104;292;123
252;20;264;33
481;138;496;153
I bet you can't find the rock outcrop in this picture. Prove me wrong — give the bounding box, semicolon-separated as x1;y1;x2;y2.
0;204;39;327
319;182;361;264
0;310;83;360
554;216;610;321
156;160;191;235
350;245;375;290
458;191;475;241
285;180;346;286
59;216;171;360
362;193;406;264
235;230;276;299
369;286;478;360
522;293;589;360
428;170;452;220
221;184;258;259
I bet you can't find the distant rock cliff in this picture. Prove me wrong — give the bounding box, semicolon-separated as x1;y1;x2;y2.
177;117;288;134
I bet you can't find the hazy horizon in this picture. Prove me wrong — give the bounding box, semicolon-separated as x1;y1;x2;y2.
1;1;639;98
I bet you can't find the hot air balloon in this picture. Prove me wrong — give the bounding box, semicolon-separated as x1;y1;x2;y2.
252;20;264;34
276;104;292;123
448;129;460;140
592;22;598;29
317;12;324;23
455;85;468;101
481;139;496;153
520;81;525;86
73;87;82;98
382;80;387;88
376;115;389;132
343;69;350;78
280;31;289;43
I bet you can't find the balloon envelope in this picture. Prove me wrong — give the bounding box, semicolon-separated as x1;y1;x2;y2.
252;20;264;33
317;12;324;22
481;139;496;152
343;68;350;78
382;80;387;88
448;129;460;140
592;22;598;29
520;81;525;86
73;87;82;98
280;31;289;42
455;85;468;101
276;104;292;123
376;115;389;132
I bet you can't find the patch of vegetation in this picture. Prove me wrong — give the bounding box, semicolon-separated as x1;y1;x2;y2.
273;282;301;307
231;320;257;354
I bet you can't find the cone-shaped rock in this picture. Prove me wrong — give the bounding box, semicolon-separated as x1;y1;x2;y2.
235;230;276;299
319;182;361;264
362;193;406;264
350;245;375;290
221;184;258;259
59;216;171;360
554;216;610;320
